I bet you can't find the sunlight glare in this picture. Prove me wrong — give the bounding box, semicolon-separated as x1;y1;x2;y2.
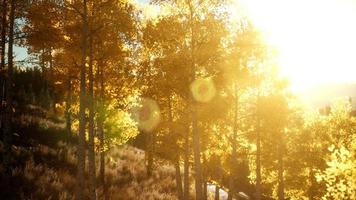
232;0;356;92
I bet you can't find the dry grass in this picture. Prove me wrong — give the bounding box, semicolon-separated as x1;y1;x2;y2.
1;107;180;199
1;141;179;200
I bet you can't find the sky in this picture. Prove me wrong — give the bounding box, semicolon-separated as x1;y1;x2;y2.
231;0;356;92
14;46;27;62
14;0;356;94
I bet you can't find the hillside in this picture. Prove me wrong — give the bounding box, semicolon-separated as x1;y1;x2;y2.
0;112;179;200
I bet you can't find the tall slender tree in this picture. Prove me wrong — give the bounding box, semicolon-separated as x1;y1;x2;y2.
256;91;262;200
97;58;107;200
3;0;15;176
88;17;96;200
0;0;6;116
186;2;203;198
77;0;88;199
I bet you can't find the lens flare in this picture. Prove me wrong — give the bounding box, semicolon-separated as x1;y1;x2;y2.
131;98;161;132
190;78;216;103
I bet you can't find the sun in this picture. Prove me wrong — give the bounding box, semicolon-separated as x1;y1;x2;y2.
230;0;356;93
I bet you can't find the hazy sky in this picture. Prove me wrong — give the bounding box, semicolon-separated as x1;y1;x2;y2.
14;0;356;93
14;46;27;62
232;0;356;91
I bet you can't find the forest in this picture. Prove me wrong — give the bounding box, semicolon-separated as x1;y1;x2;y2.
0;0;355;200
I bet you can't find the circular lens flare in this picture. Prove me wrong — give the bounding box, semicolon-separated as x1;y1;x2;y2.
132;98;161;132
190;78;216;103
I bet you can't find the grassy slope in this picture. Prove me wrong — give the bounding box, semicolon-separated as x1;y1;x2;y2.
0;107;179;200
